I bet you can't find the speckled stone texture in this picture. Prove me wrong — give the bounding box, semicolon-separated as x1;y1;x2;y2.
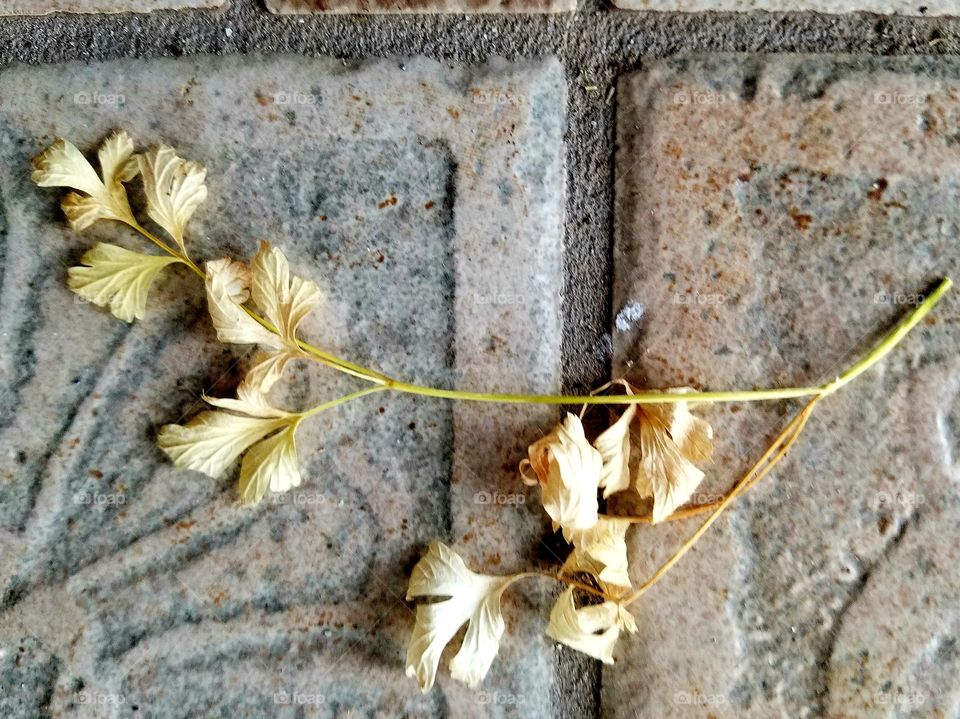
0;54;565;717
0;0;226;15
612;0;957;14
266;0;573;13
609;55;960;718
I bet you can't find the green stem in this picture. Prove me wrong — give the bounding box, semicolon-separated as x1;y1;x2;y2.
298;386;388;419
819;278;953;395
384;380;817;405
122;216;952;409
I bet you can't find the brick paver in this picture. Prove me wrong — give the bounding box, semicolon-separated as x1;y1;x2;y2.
0;54;566;718
608;54;960;718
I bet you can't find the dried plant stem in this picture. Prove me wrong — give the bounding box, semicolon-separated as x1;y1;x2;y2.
622;396;820;607
117;219;952;410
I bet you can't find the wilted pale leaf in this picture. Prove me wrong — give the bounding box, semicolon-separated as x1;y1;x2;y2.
67;243;181;322
32;132;138;230
205;258;282;349
633;389;714;523
157;411;289;479
204;352;296;419
238;421;302;504
250;242;322;347
546;587;637;664
521;412;602;541
138;145;208;253
594;402;636;499
564;518;632;591
406;542;518;692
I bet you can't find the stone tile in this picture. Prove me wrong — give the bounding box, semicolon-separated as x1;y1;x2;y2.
0;0;225;15
0;55;565;716
611;0;956;14
266;0;574;14
609;55;960;718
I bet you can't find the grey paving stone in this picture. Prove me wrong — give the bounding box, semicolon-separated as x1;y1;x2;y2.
0;0;225;15
609;55;960;718
0;54;565;717
266;0;575;14
611;0;957;14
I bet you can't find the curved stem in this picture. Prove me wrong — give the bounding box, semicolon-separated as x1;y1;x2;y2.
819;278;953;395
526;571;615;601
127;220;201;275
623;396;820;607
125;219;392;385
120;214;953;409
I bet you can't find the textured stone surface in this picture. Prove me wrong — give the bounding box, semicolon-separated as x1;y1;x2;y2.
266;0;574;14
609;55;960;718
0;54;565;717
612;0;958;15
0;0;225;15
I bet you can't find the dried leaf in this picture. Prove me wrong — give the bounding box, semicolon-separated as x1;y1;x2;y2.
205;258;282;349
67;242;180;322
32;132;138;230
406;542;517;692
138;145;208;253
521;412;601;541
594;401;636;499
157;411;291;480
238;421;302;504
545;587;637;664
250;241;322;348
633;389;714;523
563;518;632;591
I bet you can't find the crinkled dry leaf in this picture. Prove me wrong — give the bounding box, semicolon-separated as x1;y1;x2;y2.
545;587;637;664
594;400;636;499
250;241;322;348
204;245;322;405
406;542;517;692
563;517;632;591
633;388;714;523
205;258;282;349
67;242;180;322
32;131;138;230
521;412;602;541
138;145;208;254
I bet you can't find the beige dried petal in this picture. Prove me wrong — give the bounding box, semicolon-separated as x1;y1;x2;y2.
405;542;517;692
545;587;637;664
205;352;295;419
67;243;180;322
522;412;602;541
157;412;289;479
138;145;208;253
563;517;632;591
594;403;636;499
633;388;714;523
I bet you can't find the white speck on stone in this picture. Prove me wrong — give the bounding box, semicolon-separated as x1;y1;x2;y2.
225;27;233;37
615;301;645;332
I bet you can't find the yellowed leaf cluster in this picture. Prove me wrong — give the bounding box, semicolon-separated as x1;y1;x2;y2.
32;131;207;322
